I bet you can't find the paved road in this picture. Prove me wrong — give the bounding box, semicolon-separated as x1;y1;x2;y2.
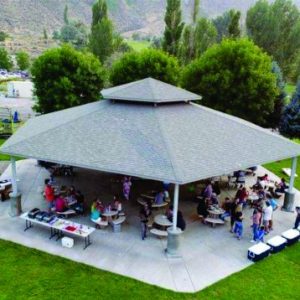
0;96;36;119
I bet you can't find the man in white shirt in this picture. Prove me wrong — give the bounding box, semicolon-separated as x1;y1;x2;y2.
263;201;273;233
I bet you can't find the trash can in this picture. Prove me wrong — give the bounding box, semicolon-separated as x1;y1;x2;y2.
166;227;182;257
9;192;22;217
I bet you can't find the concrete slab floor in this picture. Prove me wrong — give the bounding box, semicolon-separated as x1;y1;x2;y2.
0;159;298;292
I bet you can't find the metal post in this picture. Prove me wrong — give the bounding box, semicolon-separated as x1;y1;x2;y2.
288;157;297;193
9;156;22;216
172;184;179;231
166;183;182;257
10;156;18;196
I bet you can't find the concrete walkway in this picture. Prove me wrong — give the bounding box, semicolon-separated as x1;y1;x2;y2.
0;159;298;292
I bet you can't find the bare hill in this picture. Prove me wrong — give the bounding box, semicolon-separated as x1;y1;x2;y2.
1;0;300;38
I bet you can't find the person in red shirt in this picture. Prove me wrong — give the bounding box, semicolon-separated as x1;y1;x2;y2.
44;179;55;212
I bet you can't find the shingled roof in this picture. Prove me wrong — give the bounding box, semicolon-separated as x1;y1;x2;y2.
101;77;202;103
1;88;300;184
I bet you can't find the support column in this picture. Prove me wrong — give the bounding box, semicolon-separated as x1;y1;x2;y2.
166;183;182;257
172;183;179;231
10;157;18;196
9;157;22;217
282;157;297;212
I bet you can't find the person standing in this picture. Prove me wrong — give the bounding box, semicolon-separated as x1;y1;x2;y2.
251;209;261;242
263;201;273;233
139;202;151;240
294;207;300;229
234;211;244;240
123;176;132;201
44;179;55;212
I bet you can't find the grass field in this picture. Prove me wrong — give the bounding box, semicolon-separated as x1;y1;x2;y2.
126;40;151;51
0;138;23;161
0;239;299;299
264;139;300;190
0;138;11;161
285;84;296;99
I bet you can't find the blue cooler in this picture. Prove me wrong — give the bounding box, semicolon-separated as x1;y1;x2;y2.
267;236;287;253
281;229;300;246
248;242;271;262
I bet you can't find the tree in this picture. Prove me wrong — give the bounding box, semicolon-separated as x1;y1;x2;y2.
0;31;8;42
192;0;200;24
89;0;114;63
64;4;69;25
290;51;300;83
280;81;300;138
16;51;30;70
228;10;241;38
59;21;88;49
162;0;184;56
194;18;217;57
181;39;278;126
43;28;48;40
90;19;114;63
0;48;13;70
213;11;231;42
180;18;217;64
246;0;300;75
31;45;105;114
110;49;180;86
92;0;107;26
267;61;286;128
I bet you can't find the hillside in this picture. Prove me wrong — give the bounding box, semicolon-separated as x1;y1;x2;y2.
1;0;300;40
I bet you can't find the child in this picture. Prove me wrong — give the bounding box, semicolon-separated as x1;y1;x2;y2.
255;226;265;243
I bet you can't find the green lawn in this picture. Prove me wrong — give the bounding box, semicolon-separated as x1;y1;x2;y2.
0;138;11;161
285;83;296;99
0;239;299;299
264;139;300;190
0;138;24;161
126;39;151;51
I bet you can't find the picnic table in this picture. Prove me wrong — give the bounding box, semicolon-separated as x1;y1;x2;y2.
205;207;225;228
154;214;172;227
21;212;95;249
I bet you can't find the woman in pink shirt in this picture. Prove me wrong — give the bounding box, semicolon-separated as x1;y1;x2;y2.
55;195;66;212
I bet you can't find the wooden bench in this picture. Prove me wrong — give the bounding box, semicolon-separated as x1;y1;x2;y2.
150;228;168;238
91;218;109;229
56;209;76;218
282;168;298;177
204;217;225;228
112;216;126;232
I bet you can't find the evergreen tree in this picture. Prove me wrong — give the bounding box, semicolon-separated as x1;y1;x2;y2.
180;18;216;64
268;61;286;128
43;28;48;40
64;5;69;25
213;11;231;42
192;0;200;24
163;0;184;56
280;81;300;138
92;0;107;26
89;0;114;63
228;10;241;39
